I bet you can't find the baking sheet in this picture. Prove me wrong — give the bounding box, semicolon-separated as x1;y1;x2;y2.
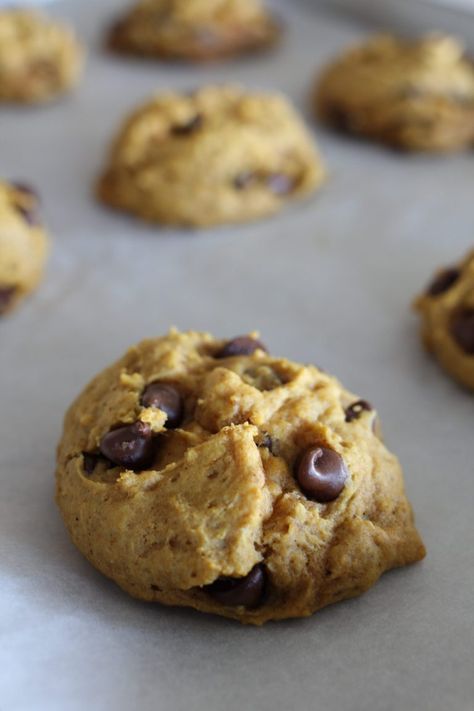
318;0;474;40
1;1;474;709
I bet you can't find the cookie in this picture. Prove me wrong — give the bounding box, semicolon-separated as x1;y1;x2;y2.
0;180;49;316
315;33;474;152
0;9;83;104
107;0;280;62
56;329;425;625
97;86;324;227
415;250;474;390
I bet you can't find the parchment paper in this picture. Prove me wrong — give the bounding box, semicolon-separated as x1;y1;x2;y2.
1;1;473;709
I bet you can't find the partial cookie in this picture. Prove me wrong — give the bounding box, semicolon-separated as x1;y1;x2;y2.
0;9;83;104
97;86;324;227
56;329;425;625
0;180;49;316
107;0;280;62
315;33;474;152
415;250;474;390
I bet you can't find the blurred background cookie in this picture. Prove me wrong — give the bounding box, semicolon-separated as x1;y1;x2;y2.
107;0;281;62
0;8;83;104
415;250;474;390
0;180;49;316
315;33;474;152
97;85;324;228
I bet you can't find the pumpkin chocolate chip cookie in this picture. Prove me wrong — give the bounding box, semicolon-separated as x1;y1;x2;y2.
315;33;474;152
415;250;474;390
107;0;280;62
97;85;324;227
56;329;425;625
0;180;49;316
0;8;83;104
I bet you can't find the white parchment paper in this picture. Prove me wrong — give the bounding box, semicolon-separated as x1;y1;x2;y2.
1;1;474;709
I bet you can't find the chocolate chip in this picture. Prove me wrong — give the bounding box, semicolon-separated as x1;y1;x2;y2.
83;453;101;475
267;173;296;196
171;114;203;136
327;103;351;131
345;400;372;423
141;382;183;428
204;564;266;608
99;421;155;470
18;204;40;226
0;286;16;315
451;308;474;354
12;182;41;226
216;336;268;358
11;182;39;200
258;432;278;455
295;446;348;503
234;171;255;190
427;268;460;297
82;452;114;475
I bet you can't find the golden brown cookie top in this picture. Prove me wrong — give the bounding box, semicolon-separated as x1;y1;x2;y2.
322;34;474;103
0;9;79;65
106;85;318;169
98;86;324;226
57;329;425;623
0;9;83;102
133;0;272;24
415;250;474;389
316;33;474;151
0;180;49;314
61;328;378;467
0;180;44;264
415;249;474;325
108;0;280;60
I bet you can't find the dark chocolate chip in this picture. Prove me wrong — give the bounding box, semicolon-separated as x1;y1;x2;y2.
99;421;155;470
171;114;203;136
204;564;266;608
327;103;351;131
17;204;40;226
83;453;101;475
427;268;460;297
345;399;372;423
451;308;474;354
267;173;296;196
0;286;16;315
11;182;40;201
108;17;128;38
12;182;41;226
216;336;268;358
259;433;278;455
141;382;184;428
295;446;348;503
82;452;113;475
234;171;255;190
